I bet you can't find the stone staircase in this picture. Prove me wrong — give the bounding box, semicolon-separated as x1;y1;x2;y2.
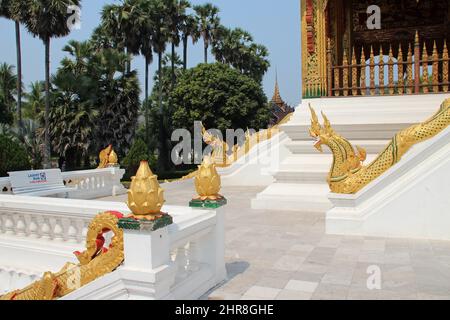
251;94;450;213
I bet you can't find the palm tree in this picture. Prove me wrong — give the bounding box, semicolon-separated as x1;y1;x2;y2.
21;0;81;168
50;70;98;169
0;63;17;118
179;14;199;70
212;27;270;82
99;1;141;72
194;3;220;64
0;0;25;133
149;0;170;170
21;119;44;169
23;81;45;123
166;0;190;85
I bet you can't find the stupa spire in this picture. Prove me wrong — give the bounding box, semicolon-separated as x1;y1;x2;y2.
271;71;284;106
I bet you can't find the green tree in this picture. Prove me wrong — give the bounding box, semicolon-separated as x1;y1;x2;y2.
194;3;220;64
0;63;17;125
21;119;44;169
0;134;31;176
171;63;270;134
50;69;98;169
146;0;171;171
144;53;183;171
212;27;270;82
1;0;26;132
20;0;82;168
0;95;14;125
122;138;156;179
23;81;45;123
89;49;141;156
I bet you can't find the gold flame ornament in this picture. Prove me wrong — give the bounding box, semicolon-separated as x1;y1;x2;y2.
127;161;165;220
98;145;119;168
194;155;223;201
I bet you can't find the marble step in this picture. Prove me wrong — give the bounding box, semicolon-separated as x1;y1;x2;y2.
251;182;332;213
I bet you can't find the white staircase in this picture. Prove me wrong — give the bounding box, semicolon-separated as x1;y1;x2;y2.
252;94;450;213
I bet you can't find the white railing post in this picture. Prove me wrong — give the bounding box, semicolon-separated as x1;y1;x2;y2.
118;216;176;300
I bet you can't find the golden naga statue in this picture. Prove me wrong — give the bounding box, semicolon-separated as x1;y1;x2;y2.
202;124;229;163
309;98;450;194
194;155;223;201
97;144;119;169
0;212;124;300
127;161;165;220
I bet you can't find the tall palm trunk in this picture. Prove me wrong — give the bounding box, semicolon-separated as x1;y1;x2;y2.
171;42;176;88
182;36;188;70
125;47;131;73
204;40;208;64
43;37;51;169
158;51;167;171
15;21;23;136
145;56;150;146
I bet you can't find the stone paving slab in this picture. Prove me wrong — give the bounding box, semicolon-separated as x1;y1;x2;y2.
100;180;450;300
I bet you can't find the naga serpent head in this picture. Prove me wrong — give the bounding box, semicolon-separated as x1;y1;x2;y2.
309;105;335;152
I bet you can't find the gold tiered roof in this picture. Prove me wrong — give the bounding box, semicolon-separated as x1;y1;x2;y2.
271;75;285;107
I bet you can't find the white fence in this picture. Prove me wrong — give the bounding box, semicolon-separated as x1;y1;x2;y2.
0;168;127;200
0;195;226;300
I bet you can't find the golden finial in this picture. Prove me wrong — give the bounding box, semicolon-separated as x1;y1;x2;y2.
193;155;223;201
127;161;165;220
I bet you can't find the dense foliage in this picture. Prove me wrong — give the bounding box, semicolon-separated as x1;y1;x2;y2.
0;0;272;174
122;138;156;179
171;63;271;133
0;134;31;176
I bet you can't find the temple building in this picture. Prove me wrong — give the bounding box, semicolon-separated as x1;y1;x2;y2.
269;77;295;125
301;0;450;98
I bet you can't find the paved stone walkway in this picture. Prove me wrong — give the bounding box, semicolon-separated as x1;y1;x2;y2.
103;180;450;300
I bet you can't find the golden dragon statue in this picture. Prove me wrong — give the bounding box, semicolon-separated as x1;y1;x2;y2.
309;98;450;194
0;212;124;300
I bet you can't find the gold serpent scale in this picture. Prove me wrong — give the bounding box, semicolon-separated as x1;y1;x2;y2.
309;98;450;194
0;212;124;300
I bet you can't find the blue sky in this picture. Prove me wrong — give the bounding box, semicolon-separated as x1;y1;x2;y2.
0;0;301;106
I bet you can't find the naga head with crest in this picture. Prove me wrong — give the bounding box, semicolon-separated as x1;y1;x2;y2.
308;104;336;153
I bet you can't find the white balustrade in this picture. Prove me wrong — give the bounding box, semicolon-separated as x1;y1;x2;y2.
1;167;127;199
0;178;12;194
0;194;226;300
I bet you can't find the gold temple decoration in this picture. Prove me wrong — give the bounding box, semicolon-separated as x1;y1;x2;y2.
360;48;366;96
406;44;413;94
178;113;293;182
351;47;358;96
398;45;404;95
301;0;328;98
0;212;124;300
193;155;223;201
379;46;385;95
369;46;375;96
422;43;429;94
309;98;450;194
388;45;395;95
334;63;340;96
443;41;449;93
432;41;439;93
342;50;349;96
98;145;119;169
202;124;229;167
126;161;165;221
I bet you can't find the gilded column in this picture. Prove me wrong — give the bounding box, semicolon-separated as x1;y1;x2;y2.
301;0;328;98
